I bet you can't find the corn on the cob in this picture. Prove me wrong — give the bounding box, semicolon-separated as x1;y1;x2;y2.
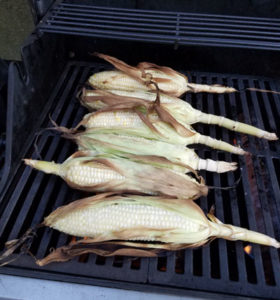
81;89;278;141
35;193;280;265
76;111;247;155
74;132;237;173
24;151;207;199
91;53;237;96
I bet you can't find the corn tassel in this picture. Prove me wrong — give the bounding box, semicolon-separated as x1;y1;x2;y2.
81;89;278;141
92;53;237;96
24;151;208;200
34;193;280;265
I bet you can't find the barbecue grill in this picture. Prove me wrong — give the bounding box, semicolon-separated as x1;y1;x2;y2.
0;1;279;299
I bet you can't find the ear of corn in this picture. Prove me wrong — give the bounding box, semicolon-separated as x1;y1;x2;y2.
43;193;280;249
74;132;237;173
88;70;152;94
24;151;208;199
7;193;280;266
93;53;237;96
81;89;278;141
89;69;236;97
76;111;247;155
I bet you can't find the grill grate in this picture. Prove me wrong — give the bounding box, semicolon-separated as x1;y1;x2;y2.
37;1;280;51
0;61;279;298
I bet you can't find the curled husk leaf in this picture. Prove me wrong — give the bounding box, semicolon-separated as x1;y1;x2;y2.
79;88;194;138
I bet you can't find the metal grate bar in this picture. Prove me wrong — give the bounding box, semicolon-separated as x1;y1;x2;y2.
58;3;280;23
38;28;280;51
36;184;69;258
268;82;280;122
183;249;193;275
258;82;279;139
48;11;280;37
238;80;266;285
224;78;247;282
183;80;197;278
247;82;280;285
49;11;280;35
267;81;280;156
37;2;280;51
47;20;176;36
195;76;211;279
51;14;174;30
4;66;82;243
0;167;32;238
166;253;176;274
45;67;94;252
247;81;280;223
40;24;280;48
0;62;74;238
5;64;83;237
208;76;229;281
36;66;95;257
45;18;280;43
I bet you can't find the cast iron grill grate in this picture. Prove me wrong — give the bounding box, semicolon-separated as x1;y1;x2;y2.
0;61;279;299
38;1;280;51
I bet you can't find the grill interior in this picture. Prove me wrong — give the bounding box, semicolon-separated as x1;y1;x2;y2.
0;60;279;299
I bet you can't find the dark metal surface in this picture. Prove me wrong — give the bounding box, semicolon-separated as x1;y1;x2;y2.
0;60;8;184
37;1;280;51
0;35;67;196
28;0;55;24
0;60;279;299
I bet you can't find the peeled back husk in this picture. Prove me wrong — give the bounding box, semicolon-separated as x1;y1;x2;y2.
36;193;280;266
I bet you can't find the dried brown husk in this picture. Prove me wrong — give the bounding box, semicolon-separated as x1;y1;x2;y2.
36;240;204;266
80;89;194;137
94;52;188;97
